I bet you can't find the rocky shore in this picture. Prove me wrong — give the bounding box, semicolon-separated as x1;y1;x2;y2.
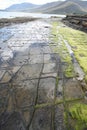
0;17;39;28
0;17;87;130
62;14;87;32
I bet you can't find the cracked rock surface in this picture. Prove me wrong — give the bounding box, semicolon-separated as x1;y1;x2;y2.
0;18;84;130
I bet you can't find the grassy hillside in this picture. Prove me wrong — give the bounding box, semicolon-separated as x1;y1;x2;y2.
29;0;87;15
43;1;87;14
28;1;62;12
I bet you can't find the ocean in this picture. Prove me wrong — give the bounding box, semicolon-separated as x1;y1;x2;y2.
0;11;65;18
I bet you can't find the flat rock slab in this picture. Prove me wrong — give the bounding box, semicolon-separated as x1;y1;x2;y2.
64;79;83;99
37;78;56;104
29;107;52;130
29;54;43;64
12;52;29;66
43;63;57;74
13;79;38;107
12;64;43;81
29;46;43;55
44;54;56;63
0;112;26;130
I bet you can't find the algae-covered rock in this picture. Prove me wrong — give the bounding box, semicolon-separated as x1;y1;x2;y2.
69;103;87;130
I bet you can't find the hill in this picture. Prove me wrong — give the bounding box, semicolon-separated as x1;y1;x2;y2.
5;0;87;15
5;2;39;11
27;1;62;13
42;1;87;14
68;0;87;9
32;0;87;14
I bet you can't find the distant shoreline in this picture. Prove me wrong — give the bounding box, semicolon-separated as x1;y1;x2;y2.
0;17;39;28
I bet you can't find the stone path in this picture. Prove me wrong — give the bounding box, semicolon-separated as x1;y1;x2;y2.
0;18;84;130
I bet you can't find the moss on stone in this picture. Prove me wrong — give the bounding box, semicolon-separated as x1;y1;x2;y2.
69;103;87;130
59;26;87;82
64;64;74;78
50;22;74;78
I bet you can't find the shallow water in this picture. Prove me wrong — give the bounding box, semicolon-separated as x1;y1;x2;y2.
0;11;65;18
0;20;51;62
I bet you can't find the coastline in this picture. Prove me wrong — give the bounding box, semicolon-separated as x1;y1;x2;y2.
0;17;40;28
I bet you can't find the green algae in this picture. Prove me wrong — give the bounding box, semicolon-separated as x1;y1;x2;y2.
68;103;87;130
50;22;74;78
59;26;87;82
50;21;86;130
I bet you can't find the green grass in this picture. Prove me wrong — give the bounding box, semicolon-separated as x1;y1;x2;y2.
59;26;87;82
50;22;74;78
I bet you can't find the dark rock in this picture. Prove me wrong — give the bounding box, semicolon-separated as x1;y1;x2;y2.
85;91;87;97
44;26;49;28
82;21;87;27
81;82;87;91
62;14;87;32
0;112;26;130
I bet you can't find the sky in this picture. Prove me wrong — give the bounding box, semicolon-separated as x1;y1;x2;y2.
0;0;87;9
0;0;63;9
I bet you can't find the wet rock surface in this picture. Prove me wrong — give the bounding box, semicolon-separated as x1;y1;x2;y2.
0;19;59;130
0;112;26;130
0;17;38;28
0;18;85;130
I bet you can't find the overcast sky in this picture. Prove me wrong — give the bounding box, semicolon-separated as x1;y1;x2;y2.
0;0;86;9
0;0;62;9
